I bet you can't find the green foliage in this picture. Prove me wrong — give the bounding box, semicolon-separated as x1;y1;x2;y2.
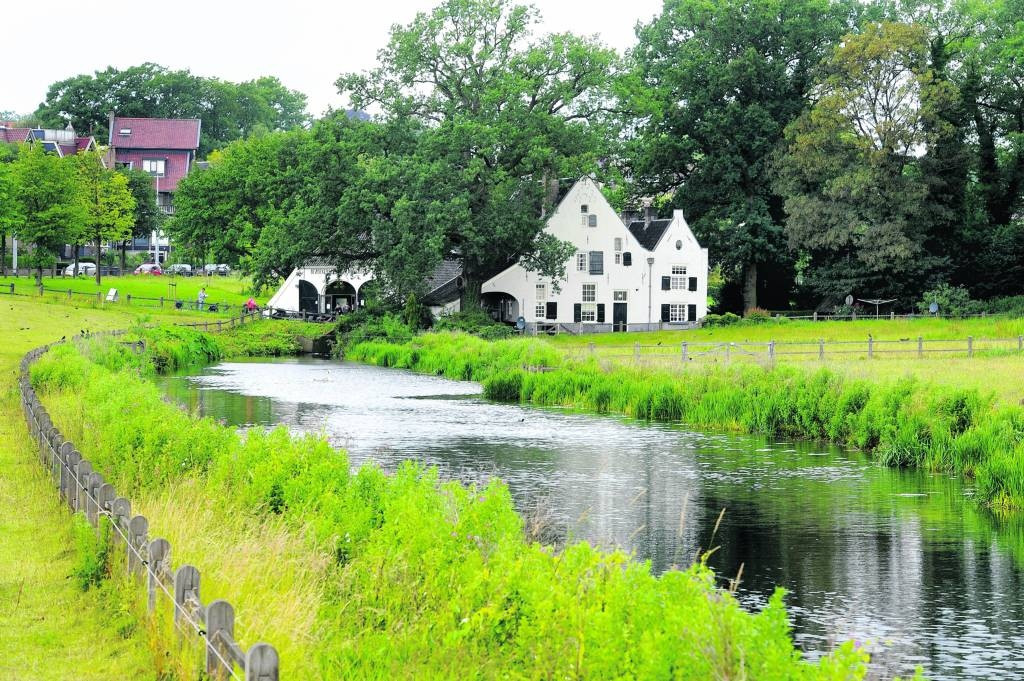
71;515;112;591
72;151;136;286
31;333;869;678
918;283;973;316
432;309;515;340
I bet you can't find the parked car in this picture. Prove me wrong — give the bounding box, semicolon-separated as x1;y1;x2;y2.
166;263;192;276
216;263;231;275
134;263;163;275
63;262;97;276
203;264;218;275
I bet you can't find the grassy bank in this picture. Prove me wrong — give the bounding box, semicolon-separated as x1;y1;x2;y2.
30;325;871;679
0;273;267;307
347;332;1024;510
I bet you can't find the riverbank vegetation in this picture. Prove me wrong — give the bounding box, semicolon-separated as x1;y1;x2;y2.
29;325;871;678
346;330;1024;511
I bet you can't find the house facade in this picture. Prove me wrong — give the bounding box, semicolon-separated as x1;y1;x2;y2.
481;178;708;332
1;123;99;157
106;115;200;217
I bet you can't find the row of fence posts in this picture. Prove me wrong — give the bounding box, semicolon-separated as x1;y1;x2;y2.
18;333;278;680
586;334;1024;364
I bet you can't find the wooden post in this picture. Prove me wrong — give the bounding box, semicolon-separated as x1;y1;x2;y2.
968;336;973;358
724;342;731;363
96;291;101;305
587;341;595;355
768;340;775;365
812;311;818;322
206;600;235;679
818;339;824;361
87;472;105;526
98;483;115;519
57;441;73;487
851;309;857;321
128;515;149;575
75;460;93;513
868;336;873;359
173;565;201;628
890;310;894;320
67;288;72;300
245;643;280;681
160;296;164;307
917;336;923;358
111;498;131;546
126;293;131;305
64;451;81;508
634;342;640;361
1018;335;1023;352
681;341;688;363
148;538;170;611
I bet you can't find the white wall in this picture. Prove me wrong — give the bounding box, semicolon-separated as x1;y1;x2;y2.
482;178;709;329
267;265;374;312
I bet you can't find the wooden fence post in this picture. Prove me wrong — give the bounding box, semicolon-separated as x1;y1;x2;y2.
245;643;280;681
160;296;164;307
588;341;595;356
634;342;640;361
98;483;115;519
63;451;81;509
812;311;818;322
768;340;775;365
867;336;873;359
681;341;688;363
968;336;973;358
206;600;235;679
96;291;101;305
86;471;105;526
724;342;731;363
1018;335;1023;352
75;460;92;513
126;294;131;305
67;288;72;301
173;565;200;629
818;339;824;361
148;538;170;611
128;515;149;575
58;441;73;488
111;498;131;546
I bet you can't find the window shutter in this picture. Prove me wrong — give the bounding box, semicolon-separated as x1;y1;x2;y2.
596;304;605;323
546;301;557;320
588;214;597;227
589;251;603;275
688;276;697;291
623;252;632;266
573;303;582;323
687;304;697;322
660;304;670;322
661;276;671;291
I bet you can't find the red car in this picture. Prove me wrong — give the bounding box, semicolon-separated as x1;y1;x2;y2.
134;263;163;275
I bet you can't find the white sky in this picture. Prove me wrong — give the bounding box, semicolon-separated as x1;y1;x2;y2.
1;0;662;118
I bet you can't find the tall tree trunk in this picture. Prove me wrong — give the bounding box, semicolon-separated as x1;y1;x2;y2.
73;244;80;277
35;262;42;287
1;231;6;277
459;265;481;312
94;235;103;286
120;241;127;275
742;261;758;313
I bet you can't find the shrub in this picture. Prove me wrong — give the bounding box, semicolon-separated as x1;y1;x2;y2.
433;309;515;340
918;283;973;316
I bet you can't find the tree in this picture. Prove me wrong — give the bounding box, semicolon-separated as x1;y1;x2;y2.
624;0;855;312
336;0;617;305
35;64;310;156
0;157;19;276
73;152;136;285
10;144;86;284
777;21;954;300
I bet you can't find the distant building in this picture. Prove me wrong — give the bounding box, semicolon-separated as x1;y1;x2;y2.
106;114;201;217
481;177;709;332
0;123;99;157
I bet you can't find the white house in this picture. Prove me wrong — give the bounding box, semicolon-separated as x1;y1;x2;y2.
267;258;375;314
481;177;708;332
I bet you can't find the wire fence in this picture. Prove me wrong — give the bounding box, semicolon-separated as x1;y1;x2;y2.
0;281;247;315
564;335;1024;368
18;325;279;680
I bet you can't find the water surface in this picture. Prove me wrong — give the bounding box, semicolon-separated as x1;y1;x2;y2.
160;357;1024;680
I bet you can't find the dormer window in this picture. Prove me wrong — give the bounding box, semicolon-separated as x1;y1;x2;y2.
580;204;588;213
118;128;132;135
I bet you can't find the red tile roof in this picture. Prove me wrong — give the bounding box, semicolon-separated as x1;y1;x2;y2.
58;144;77;157
110;117;200;150
76;137;93;151
0;127;31;143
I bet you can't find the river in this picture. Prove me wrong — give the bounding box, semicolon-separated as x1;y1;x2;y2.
159;357;1024;680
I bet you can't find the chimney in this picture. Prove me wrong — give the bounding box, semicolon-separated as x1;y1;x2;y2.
644;204;657;226
108;111;116;145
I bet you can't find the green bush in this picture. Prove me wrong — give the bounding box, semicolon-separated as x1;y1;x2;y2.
918;283;973;316
433;309;515;340
702;312;742;327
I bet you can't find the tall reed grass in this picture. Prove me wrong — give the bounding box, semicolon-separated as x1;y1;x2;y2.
29;330;871;679
348;332;1024;510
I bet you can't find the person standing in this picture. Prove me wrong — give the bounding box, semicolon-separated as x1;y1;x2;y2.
198;286;207;311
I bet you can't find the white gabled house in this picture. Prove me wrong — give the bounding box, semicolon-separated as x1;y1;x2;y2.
267;258;375;314
481;178;708;332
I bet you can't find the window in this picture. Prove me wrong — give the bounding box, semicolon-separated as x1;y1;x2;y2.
614;238;623;251
581;304;597;322
670;264;687;290
614;253;621;265
535;284;546;318
580;204;588;213
576;253;587;271
588;251;603;275
688;276;698;292
613;290;627;302
587;214;597;227
142;159;166;176
623;252;632;266
118;128;131;135
582;283;596;302
669;304;686;322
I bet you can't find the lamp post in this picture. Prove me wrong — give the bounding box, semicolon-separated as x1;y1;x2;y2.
646;256;655;330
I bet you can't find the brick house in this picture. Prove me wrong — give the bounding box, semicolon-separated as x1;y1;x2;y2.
106;115;201;216
0;122;99;157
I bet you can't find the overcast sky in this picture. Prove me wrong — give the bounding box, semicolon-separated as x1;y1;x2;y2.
1;0;662;118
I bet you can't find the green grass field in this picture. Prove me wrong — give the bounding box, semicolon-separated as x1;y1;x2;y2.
0;300;176;680
546;317;1024;405
0;273;274;308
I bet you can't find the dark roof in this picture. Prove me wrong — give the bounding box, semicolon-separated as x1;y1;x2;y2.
627;219;671;251
110;117;201;150
421;260;463;305
0;127;31;143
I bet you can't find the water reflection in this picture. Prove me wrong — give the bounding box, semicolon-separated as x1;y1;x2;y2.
159;357;1024;680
